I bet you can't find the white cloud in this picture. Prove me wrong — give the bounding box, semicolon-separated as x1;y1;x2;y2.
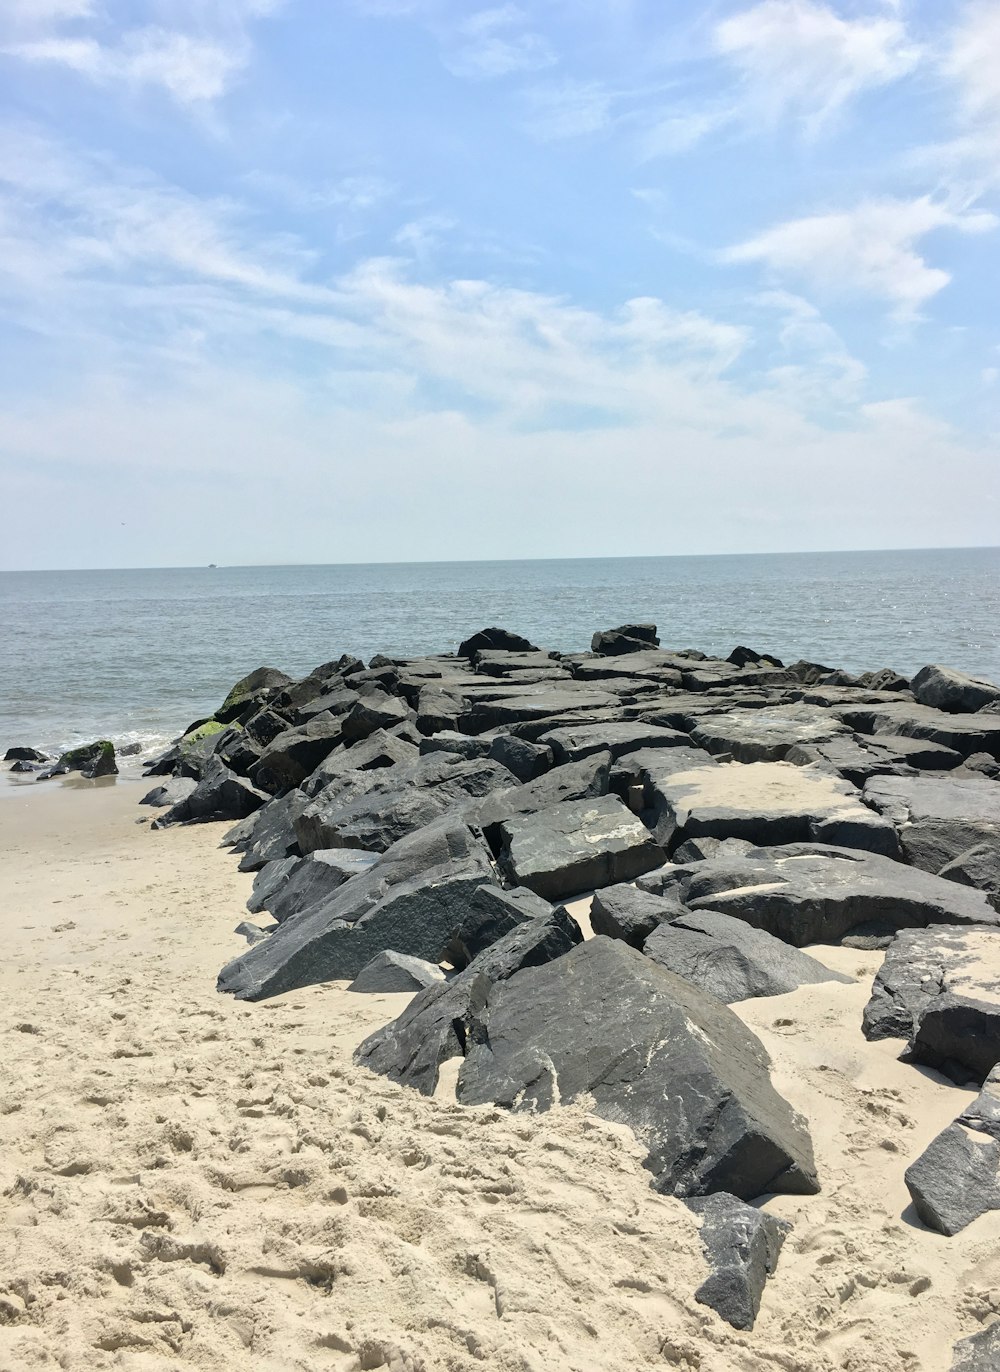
520;79;614;140
929;1;1000;189
442;5;555;81
723;197;997;320
714;0;920;133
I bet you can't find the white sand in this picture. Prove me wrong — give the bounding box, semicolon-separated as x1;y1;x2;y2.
1;782;998;1371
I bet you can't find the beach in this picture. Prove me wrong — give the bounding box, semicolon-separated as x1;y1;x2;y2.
2;778;998;1372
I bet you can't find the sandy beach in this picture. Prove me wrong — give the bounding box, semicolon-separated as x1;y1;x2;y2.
2;780;998;1372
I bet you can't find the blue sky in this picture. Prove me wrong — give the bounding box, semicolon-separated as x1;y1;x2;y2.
1;0;999;568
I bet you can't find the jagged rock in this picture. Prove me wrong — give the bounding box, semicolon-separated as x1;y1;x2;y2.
139;776;198;808
951;1321;1000;1371
785;733;962;787
462;687;619;734
457;938;819;1200
589;883;683;947
644;911;852;1003
265;849;380;924
650;761;900;857
340;690;412;743
419;731;491;761
591;624;659;655
727;646;783;669
938;844;1000;904
444;884;552;969
498;795;666;900
472;751;611;849
236;790;310;871
686;1192;791;1330
458;627;540;658
152;756;268;827
416;686;466;735
221;811;260;850
301;729;420;797
857;668;910;693
354;906;583;1095
52;740;118;779
246;856;300;915
4;746;48;762
244;706;294;750
249;718;345;792
9;759;39;772
217;817;495;999
348;951;445;994
688;706;850;764
640;845;1000;946
537;721;690;764
959;753;1000;780
216;667;293;724
234;920;272;946
904;1069;1000;1235
912;664;1000;715
862;774;1000;879
487;734;553;782
671;836;756;863
832;701;1000;760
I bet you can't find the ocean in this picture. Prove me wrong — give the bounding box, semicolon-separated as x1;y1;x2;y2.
1;547;998;762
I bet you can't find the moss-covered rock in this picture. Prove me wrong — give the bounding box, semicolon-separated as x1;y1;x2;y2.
217;668;294;725
56;740;118;778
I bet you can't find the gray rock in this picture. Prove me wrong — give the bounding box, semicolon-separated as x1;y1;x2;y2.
419;731;492;761
591;624;660;655
537;722;690;764
415;686;467;736
688;705;850;764
266;848;380;924
671;836;756;863
246;856;300;915
340;690;412;743
650;761;900;857
951;1321;1000;1371
457;938;819;1200
462;687;620;734
444;883;552;969
348;951;445;994
498;794;666;901
487;734;553;782
641;845;1000;946
686;1192;791;1330
139;776;197;808
644;911;852;1003
234;920;272;946
153;756;268;828
912;664;1000;715
237;790;309;871
354;906;584;1095
589;883;683;947
939;844;1000;904
832;701;1000;760
303;729;420;795
862;774;1000;880
785;734;961;788
472;751;611;849
458;627;539;658
905;1070;1000;1235
217;816;495;1000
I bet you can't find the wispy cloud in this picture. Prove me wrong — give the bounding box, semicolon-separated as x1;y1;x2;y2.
723;197;997;321
519;78;615;140
442;5;555;81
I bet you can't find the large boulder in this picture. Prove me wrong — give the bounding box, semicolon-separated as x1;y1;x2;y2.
246;855;300;915
301;729;420;797
4;746;48;762
216;817;495;1000
641;845;1000;946
458;627;540;658
685;1192;790;1330
904;1067;1000;1236
355;906;584;1095
688;706;850;764
643;911;853;1003
216;667;293;724
785;733;962;788
486;734;553;782
340;690;412;743
461;687;620;734
862;774;1000;881
591;623;659;655
139;776;197;808
236;790;310;871
589;883;683;947
911;664;1000;715
457;938;819;1200
649;761;900;857
50;740;117;779
249;718;345;792
832;701;1000;760
471;751;611;849
443;883;552;970
265;849;378;924
498;794;666;900
537;721;690;764
153;756;267;827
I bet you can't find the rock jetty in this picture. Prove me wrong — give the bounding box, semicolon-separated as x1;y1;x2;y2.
134;626;1000;1345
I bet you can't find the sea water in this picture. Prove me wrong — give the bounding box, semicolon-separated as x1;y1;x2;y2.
1;547;998;760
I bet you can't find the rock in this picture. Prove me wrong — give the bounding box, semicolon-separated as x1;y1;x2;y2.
688;705;850;764
862;774;1000;879
487;734;553;782
246;856;300;915
234;920;272;946
302;729;420;797
216;667;294;724
139;776;198;808
53;740;118;779
650;761;900;857
671;836;756;863
152;756;268;827
266;849;380;924
862;924;1000;1080
340;690;412;743
249;718;345;792
415;686;466;735
458;627;540;658
354;906;583;1095
832;701;1000;760
462;688;620;734
857;668;910;693
727;646;783;669
4;746;48;762
419;731;491;762
537;721;690;764
785;734;962;788
498;795;666;901
959;753;1000;780
471;751;611;850
911;664;1000;714
951;1321;1000;1371
217;816;495;999
644;911;852;1003
348;951;445;993
589;883;683;947
591;624;660;655
236;790;310;871
457;938;819;1200
938;844;1000;904
444;884;552;969
904;1068;1000;1235
686;1192;790;1330
118;741;143;757
9;759;40;772
244;707;294;749
641;845;1000;946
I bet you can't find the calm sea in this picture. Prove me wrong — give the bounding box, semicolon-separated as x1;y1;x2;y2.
1;548;998;761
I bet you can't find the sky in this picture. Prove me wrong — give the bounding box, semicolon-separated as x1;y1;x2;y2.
1;0;999;569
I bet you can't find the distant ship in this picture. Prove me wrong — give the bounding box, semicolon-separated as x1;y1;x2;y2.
208;563;217;569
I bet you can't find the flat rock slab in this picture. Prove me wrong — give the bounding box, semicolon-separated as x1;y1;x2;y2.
785;734;962;788
457;937;819;1200
644;910;852;1003
348;951;445;994
641;845;1000;946
498;794;666;901
685;1192;790;1330
863;774;1000;878
537;722;690;763
688;705;850;764
462;688;620;734
833;701;1000;760
863;923;1000;1048
651;761;900;857
951;1321;1000;1371
905;1068;1000;1236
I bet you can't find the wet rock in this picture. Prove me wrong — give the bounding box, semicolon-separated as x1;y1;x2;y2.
498;794;666;900
911;664;1000;715
3;746;48;762
686;1192;791;1330
53;740;118;779
457;938;819;1200
152;756;268;827
348;951;445;994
